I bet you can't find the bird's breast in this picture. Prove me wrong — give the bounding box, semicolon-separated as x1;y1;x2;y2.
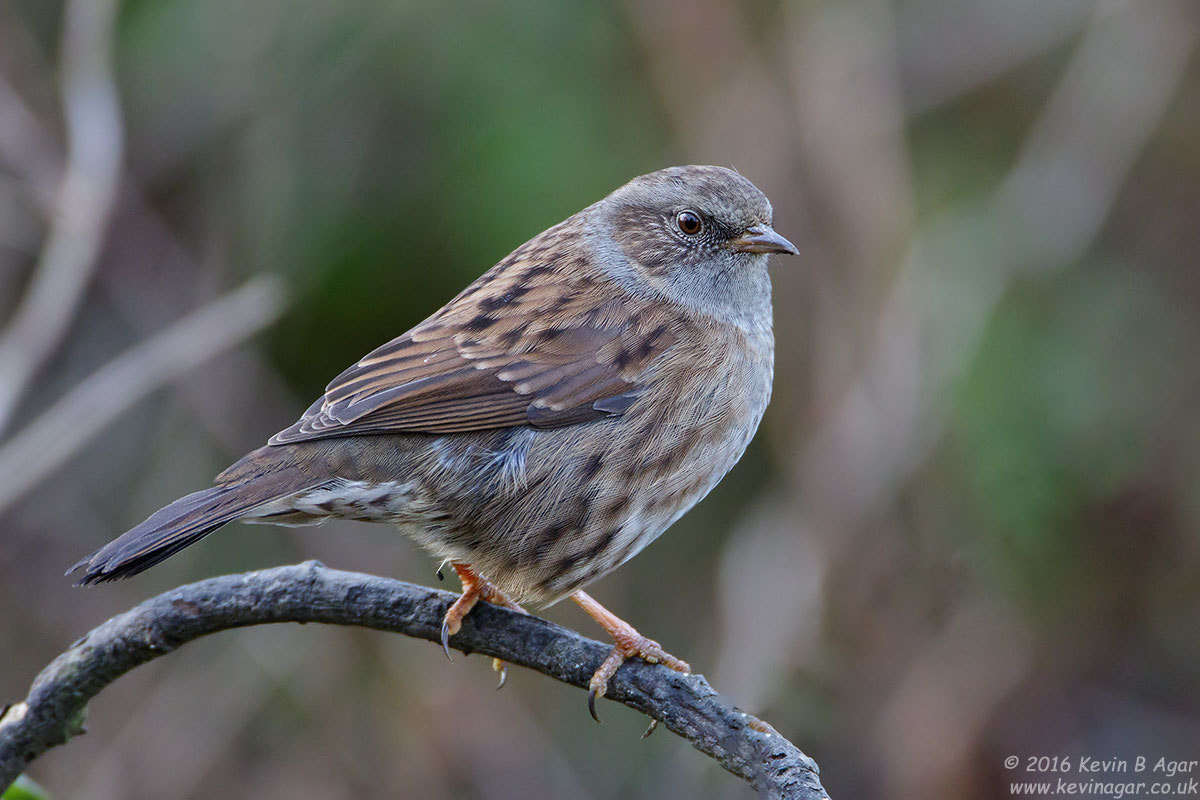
371;320;774;606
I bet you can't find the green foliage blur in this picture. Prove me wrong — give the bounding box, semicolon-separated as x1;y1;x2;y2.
2;776;51;800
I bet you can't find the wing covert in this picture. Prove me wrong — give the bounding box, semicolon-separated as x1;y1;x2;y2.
268;239;677;445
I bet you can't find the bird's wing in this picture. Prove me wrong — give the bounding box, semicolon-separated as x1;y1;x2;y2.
268;238;676;445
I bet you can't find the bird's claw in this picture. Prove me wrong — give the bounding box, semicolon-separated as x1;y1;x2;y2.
576;594;691;724
588;686;601;723
439;563;527;672
440;617;456;662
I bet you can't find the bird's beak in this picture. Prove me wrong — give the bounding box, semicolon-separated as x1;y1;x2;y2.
727;224;799;255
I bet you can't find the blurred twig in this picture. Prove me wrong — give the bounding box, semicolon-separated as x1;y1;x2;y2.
0;276;287;515
0;0;123;437
0;563;829;800
897;0;1099;115
798;0;1197;525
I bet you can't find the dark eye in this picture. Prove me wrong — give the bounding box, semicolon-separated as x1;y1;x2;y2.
676;210;702;236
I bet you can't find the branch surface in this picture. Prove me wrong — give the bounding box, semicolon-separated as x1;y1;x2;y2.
0;563;828;799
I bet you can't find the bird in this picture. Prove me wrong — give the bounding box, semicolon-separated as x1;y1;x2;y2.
69;164;798;716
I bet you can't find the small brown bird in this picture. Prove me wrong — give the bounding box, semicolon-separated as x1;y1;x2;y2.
70;165;797;714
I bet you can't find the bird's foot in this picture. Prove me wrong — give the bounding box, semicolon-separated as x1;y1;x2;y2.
571;590;690;721
440;563;526;685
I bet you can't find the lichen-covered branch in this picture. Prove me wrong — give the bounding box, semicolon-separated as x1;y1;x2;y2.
0;562;828;799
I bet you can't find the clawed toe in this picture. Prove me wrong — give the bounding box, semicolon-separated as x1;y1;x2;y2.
438;563;527;671
439;588;475;662
586;634;691;720
572;590;690;722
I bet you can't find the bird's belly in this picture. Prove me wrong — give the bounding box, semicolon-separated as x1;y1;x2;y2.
445;357;771;605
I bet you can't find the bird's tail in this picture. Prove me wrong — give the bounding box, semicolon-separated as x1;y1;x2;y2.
68;465;320;585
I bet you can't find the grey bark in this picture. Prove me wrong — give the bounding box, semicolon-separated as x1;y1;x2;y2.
0;562;828;798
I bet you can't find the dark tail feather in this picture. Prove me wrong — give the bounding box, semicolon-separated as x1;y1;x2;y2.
68;467;320;585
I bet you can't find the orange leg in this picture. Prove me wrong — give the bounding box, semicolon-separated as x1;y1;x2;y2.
571;590;691;721
441;564;527;686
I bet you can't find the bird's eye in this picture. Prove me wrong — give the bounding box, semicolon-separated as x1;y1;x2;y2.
676;210;702;236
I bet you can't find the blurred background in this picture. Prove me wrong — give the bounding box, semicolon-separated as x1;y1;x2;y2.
2;0;1198;797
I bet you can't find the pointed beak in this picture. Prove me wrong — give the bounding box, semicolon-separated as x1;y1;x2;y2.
727;224;799;255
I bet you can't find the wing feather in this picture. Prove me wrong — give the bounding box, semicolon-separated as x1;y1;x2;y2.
269;226;678;445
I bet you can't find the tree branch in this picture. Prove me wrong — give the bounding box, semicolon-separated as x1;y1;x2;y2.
0;563;828;799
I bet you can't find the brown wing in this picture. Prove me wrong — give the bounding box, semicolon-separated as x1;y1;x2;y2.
268;228;676;445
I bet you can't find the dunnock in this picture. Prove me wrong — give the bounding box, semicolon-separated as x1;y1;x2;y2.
70;165;798;714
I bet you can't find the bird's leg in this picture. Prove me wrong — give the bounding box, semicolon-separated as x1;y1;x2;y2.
571;590;691;721
441;563;527;686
